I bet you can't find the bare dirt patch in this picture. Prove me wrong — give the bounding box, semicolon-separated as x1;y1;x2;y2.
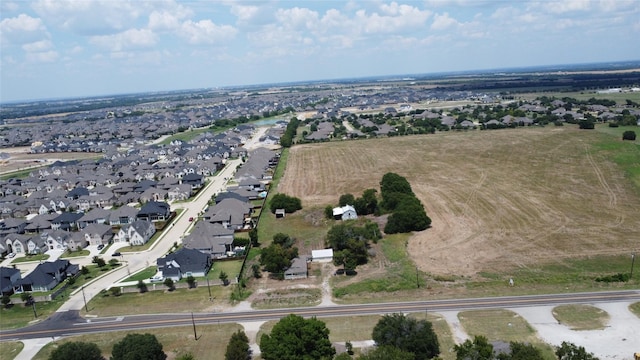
278;127;640;277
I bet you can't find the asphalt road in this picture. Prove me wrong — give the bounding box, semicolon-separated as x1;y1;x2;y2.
2;290;639;341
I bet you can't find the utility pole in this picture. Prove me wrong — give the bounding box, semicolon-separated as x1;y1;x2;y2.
82;285;89;312
31;299;37;318
416;266;420;288
191;312;198;340
206;276;212;301
631;253;636;279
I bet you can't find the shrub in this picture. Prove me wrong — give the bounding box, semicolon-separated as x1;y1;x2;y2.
595;273;630;282
269;193;302;214
622;130;636;141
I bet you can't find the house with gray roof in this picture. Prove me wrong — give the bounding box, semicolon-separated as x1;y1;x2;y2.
14;259;79;293
157;247;212;281
1;266;21;296
182;222;234;259
109;205;138;226
284;256;308;280
137;201;171;222
115;220;155;245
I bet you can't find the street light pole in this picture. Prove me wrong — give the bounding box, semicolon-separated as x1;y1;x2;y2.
191;312;198;340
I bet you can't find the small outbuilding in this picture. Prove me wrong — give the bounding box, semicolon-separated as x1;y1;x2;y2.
275;208;286;218
284;257;308;280
311;249;334;263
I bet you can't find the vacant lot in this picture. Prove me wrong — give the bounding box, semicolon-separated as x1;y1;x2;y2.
278;126;640;277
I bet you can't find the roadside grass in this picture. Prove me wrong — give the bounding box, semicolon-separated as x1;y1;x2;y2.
629;302;640;318
81;286;234;317
252;288;321;309
1;167;43;180
0;341;24;360
458;309;555;359
123;266;157;282
592;125;640;190
32;323;242;360
552;304;609;330
1;264;120;329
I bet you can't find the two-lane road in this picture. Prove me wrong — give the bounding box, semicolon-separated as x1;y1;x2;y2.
2;290;639;341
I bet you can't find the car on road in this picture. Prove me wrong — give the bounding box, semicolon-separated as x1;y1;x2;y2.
97;244;104;250
111;252;121;257
189;217;194;222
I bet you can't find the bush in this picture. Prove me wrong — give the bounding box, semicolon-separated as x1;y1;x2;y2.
622;130;636;141
595;273;630;282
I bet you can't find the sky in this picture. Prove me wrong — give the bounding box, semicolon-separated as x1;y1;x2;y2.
1;0;639;103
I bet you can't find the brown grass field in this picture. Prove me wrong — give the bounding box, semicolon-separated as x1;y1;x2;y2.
277;126;640;277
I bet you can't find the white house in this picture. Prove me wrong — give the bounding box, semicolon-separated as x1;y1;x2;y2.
115;220;156;245
332;205;358;221
312;249;334;263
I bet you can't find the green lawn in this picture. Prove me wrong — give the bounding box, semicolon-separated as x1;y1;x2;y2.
0;341;24;360
10;253;50;264
629;302;640;318
552;304;609;330
123;266;157;282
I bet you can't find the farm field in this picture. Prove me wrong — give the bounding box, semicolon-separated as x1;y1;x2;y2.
277;126;640;280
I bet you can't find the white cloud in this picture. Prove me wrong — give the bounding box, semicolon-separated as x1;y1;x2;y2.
32;0;142;36
179;20;237;45
25;49;58;62
275;7;319;30
148;4;192;31
354;5;432;34
431;12;459;30
533;0;591;14
230;4;260;24
22;39;53;52
1;1;20;12
90;28;157;52
0;14;48;44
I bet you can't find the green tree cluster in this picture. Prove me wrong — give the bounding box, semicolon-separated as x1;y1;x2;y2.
225;330;252;360
371;313;440;360
379;173;431;234
260;314;335;360
326;221;381;271
49;342;105;360
280;117;300;147
270;193;302;214
260;233;299;279
111;333;167;360
622;130;636;141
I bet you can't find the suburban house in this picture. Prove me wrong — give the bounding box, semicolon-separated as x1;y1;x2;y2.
14;259;79;293
156;248;212;281
81;223;113;246
332;205;358;220
312;249;334;263
182;222;234;259
136;201;171;222
115;220;156;245
202;198;253;230
0;266;21;296
50;212;83;231
108;205;138;226
284;256;308;280
66;232;88;252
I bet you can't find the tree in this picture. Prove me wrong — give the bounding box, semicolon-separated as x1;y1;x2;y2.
111;333;167;360
225;330;252;360
219;270;229;285
251;263;262;278
49;341;105;360
324;205;334;219
372;313;440;360
498;342;543;360
186;275;196;288
92;256;106;268
163;278;175;291
260;314;335;360
359;345;415;360
555;341;600;360
249;228;259;247
136;280;148;293
270;193;302;214
260;243;298;279
454;335;494;360
339;193;356;207
2;294;12;308
622;130;636;141
273;233;294;248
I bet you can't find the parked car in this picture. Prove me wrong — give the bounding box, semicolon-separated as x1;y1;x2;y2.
7;252;16;258
97;244;105;250
112;252;122;257
189;217;194;222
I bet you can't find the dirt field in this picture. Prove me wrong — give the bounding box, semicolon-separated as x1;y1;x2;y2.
277;127;640;277
0;148;100;175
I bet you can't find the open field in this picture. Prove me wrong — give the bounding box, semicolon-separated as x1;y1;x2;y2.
0;150;101;176
278;126;640;280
